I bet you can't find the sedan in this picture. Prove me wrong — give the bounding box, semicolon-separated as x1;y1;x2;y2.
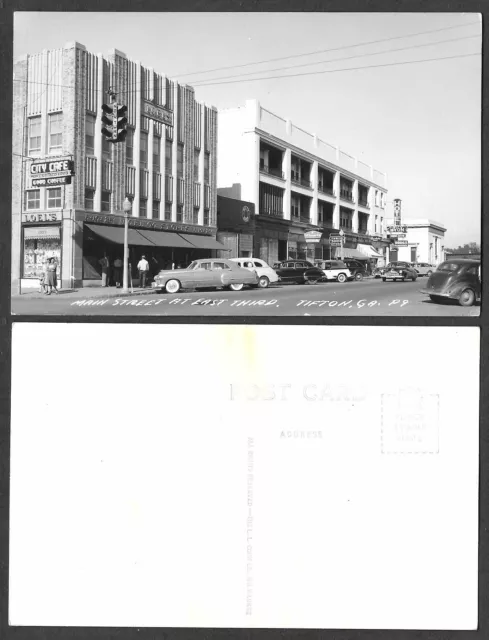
382;262;418;282
274;260;325;285
230;257;279;289
314;260;351;283
412;262;435;277
152;258;259;293
420;259;481;306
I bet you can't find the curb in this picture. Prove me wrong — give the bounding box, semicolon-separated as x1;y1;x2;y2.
12;288;156;301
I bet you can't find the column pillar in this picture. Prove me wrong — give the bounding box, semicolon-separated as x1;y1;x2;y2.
198;102;205;225
311;160;318;226
283;148;291;220
94;54;103;212
148;120;154;218
171;81;178;221
353;178;359;233
333;172;340;228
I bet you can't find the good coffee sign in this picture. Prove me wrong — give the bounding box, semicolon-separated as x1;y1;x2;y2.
30;159;75;187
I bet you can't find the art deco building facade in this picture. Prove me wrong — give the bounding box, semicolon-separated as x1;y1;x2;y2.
12;42;221;289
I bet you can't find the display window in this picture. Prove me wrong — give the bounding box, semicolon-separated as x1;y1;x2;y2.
23;226;61;279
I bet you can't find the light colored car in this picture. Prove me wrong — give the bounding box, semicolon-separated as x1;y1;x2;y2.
152;258;259;293
314;260;351;283
230;257;279;289
412;262;435;277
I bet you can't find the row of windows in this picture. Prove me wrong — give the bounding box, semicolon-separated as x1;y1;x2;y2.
25;188;62;209
28;113;63;156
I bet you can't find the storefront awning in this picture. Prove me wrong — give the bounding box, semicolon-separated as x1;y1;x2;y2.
85;224;154;246
342;248;370;260
137;229;195;248
183;234;230;250
357;244;383;258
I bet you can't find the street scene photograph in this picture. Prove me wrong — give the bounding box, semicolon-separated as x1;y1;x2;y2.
11;12;481;316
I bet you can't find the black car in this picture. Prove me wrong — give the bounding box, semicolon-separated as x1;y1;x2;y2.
342;258;368;281
274;260;325;285
420;259;481;306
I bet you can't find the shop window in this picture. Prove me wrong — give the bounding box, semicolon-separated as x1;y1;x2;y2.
101;190;111;212
165;140;172;175
204;152;210;183
204;208;209;226
47;187;62;208
153;135;161;171
48;112;63;153
193;207;199;224
23;229;61;279
140;199;147;218
176;204;183;222
177;144;184;178
85;115;96;155
164;202;172;221
25;189;40;210
85;188;95;211
153;200;160;218
140;133;148;169
28;117;42;156
126;128;134;165
194;149;200;181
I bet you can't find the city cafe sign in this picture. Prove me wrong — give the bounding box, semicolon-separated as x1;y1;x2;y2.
30;158;75;187
83;212;214;236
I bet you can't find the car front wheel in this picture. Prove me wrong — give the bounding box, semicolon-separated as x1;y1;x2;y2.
459;288;476;307
306;277;319;285
412;275;417;282
258;275;269;288
355;272;364;281
382;277;386;282
229;283;244;291
337;273;347;283
165;279;181;294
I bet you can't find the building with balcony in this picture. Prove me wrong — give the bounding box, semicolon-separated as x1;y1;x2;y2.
12;42;224;290
217;99;388;265
385;218;447;266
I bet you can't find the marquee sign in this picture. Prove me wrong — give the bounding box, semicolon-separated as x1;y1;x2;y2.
142;99;173;127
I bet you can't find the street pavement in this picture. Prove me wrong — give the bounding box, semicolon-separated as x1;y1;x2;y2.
12;278;480;316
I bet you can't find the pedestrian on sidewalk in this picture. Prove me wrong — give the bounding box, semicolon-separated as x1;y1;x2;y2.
45;257;59;295
113;257;123;287
99;254;110;287
137;254;149;288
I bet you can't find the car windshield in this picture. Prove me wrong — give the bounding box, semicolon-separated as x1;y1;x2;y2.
187;261;199;270
437;262;460;273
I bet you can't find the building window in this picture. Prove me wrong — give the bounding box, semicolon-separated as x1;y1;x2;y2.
291;194;299;218
28;117;42;156
176;204;183;222
86;115;96;155
101;190;111;212
164;202;172;220
193;207;199;224
25;189;40;210
140;133;148;169
177;144;184;177
126;128;134;165
153;200;160;218
204;208;210;226
140;199;147;218
153;135;161;172
165;140;172;175
48;112;63;153
102;136;112;160
85;188;95;210
204;152;210;183
194;149;200;181
47;187;62;208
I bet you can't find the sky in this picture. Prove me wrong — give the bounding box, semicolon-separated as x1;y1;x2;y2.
13;12;481;247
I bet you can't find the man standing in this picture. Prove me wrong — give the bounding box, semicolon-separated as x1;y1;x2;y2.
99;254;110;287
137;254;149;288
113;257;123;288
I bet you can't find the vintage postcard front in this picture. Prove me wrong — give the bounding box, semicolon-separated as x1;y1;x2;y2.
10;324;479;629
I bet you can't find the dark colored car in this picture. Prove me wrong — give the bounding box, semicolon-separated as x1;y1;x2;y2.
382;261;418;282
274;260;325;285
342;258;369;281
419;259;481;306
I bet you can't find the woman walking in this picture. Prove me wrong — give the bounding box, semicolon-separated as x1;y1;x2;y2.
45;257;59;295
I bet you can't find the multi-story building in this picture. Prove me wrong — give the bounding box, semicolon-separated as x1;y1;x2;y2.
217;99;388;265
12;42;224;290
386;218;447;265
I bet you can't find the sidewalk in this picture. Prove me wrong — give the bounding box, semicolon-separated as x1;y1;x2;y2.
12;285;156;300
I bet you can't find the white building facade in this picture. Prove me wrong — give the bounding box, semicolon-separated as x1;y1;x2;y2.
217;99;389;265
386;219;447;266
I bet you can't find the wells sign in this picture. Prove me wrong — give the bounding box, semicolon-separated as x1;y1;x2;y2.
142;100;173;126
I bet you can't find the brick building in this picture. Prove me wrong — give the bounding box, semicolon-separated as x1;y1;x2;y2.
12;42;223;290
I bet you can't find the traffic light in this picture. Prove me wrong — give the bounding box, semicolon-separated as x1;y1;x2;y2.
101;103;128;143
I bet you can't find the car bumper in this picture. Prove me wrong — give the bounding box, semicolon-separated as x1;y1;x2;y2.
419;289;451;298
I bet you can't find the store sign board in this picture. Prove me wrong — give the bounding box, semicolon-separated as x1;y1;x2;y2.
22;212;62;223
30;159;74;178
304;230;322;243
142;100;173;126
387;225;407;233
83;212;214;236
394;240;408;246
32;176;72;187
389;232;407;238
24;226;60;239
329;234;344;246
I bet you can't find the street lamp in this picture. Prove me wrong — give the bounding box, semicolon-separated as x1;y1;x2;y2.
122;197;132;293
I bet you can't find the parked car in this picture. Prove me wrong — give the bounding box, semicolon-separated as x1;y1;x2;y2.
273;260;325;285
382;261;418;282
342;258;369;281
373;266;385;278
419;259;481;307
412;262;435;277
314;260;351;283
152;258;259;293
230;257;279;289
